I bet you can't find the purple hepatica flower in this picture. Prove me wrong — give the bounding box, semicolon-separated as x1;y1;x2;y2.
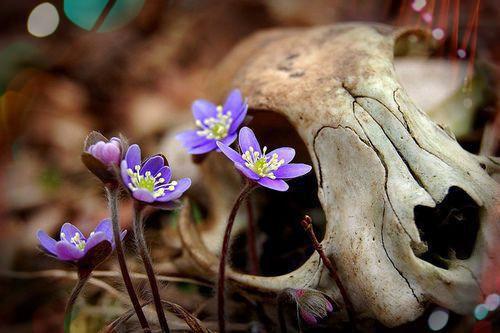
176;89;248;154
82;131;126;183
288;288;334;325
120;144;191;209
216;127;312;191
37;219;125;267
87;137;122;167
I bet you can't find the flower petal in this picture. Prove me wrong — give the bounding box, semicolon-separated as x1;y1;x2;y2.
223;89;243;114
84;232;109;254
235;162;259;180
175;130;206;148
141;155;165;176
228;103;248;133
55;241;85;261
157;178;191;202
60;223;85;242
93;219;113;243
120;160;131;186
188;140;217;154
37;230;57;255
257;178;289;191
300;309;318;325
219;132;237;146
267;147;295;165
132;189;155;203
157;166;171;184
126;144;141;169
238;127;261;154
274;163;312;179
192;99;217;121
216;141;244;164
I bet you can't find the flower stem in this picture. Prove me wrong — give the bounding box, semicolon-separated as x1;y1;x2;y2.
300;215;355;325
105;186;151;332
218;181;256;333
133;202;170;333
63;272;90;333
246;198;259;274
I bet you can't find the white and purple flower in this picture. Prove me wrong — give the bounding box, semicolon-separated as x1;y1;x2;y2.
176;89;248;154
216;127;312;191
37;219;124;264
120;144;191;209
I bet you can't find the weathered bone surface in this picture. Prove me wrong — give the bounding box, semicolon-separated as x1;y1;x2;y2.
164;23;499;326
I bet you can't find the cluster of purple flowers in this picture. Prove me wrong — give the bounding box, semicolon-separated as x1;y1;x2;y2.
37;88;325;332
39;133;191;270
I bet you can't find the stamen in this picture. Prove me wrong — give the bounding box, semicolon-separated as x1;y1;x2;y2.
242;147;285;179
195;105;232;140
127;164;178;199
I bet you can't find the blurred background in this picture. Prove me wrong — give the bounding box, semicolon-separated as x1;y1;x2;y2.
0;0;498;332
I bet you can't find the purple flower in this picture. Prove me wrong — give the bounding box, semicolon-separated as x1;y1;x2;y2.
82;131;127;183
176;89;248;154
87;137;122;167
288;288;334;325
37;219;125;266
216;127;312;191
120;144;191;209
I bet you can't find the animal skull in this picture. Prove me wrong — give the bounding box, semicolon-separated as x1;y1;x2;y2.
162;23;499;326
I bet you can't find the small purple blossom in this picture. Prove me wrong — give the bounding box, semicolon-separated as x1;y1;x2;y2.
37;219;125;264
216;127;312;191
176;89;248;154
87;137;122;167
288;288;334;325
82;131;127;183
120;144;191;209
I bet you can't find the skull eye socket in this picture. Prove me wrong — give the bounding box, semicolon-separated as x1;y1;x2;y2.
414;186;480;269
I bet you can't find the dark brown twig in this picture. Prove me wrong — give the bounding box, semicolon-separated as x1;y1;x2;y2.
300;215;355;325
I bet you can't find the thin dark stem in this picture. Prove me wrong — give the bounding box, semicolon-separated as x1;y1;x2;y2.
278;301;288;333
300;215;355;326
218;182;256;333
64;273;90;333
105;186;151;332
133;202;170;333
246;197;259;274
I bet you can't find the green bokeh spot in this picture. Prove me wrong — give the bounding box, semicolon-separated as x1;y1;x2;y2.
64;0;145;32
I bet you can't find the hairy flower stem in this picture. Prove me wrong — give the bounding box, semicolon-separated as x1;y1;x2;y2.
300;215;355;326
218;182;256;333
133;202;170;333
246;197;259;274
105;186;151;332
63;272;90;333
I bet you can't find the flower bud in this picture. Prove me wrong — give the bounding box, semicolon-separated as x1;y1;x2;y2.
81;131;127;184
286;288;335;325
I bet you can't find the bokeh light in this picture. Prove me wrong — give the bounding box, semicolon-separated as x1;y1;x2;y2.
64;0;145;32
428;308;449;331
474;304;489;320
27;3;59;38
412;0;427;12
484;293;499;311
432;28;445;40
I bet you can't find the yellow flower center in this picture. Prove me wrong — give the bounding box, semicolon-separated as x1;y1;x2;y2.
196;106;232;140
242;146;284;179
127;165;177;198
